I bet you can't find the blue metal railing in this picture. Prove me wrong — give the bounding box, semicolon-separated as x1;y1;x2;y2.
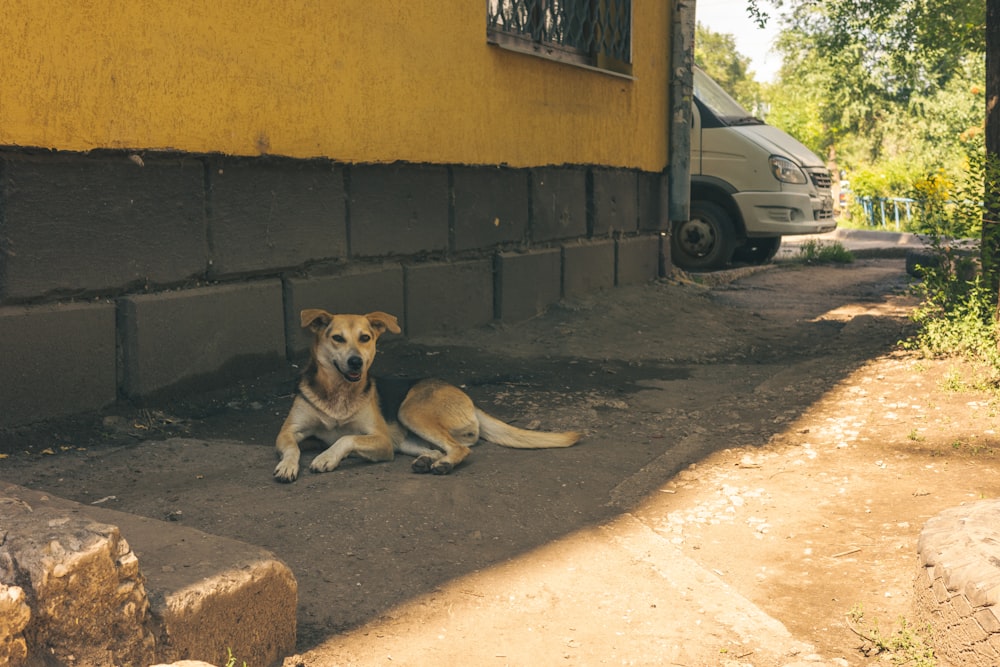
856;196;916;230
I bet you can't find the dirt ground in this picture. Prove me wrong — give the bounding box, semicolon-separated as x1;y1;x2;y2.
3;256;1000;666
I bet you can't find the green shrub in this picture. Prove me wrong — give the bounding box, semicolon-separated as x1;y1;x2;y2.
796;239;855;264
902;136;1000;383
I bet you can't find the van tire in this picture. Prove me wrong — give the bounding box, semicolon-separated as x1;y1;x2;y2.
733;236;782;265
671;201;736;271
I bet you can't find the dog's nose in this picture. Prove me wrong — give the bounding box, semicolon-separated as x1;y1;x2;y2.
347;356;364;371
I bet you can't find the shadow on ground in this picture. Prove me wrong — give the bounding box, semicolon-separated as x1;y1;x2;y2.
0;259;916;657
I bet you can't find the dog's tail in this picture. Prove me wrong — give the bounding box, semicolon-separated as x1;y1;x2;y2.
475;409;581;449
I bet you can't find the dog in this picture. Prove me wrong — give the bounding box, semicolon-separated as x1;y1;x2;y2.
273;309;581;482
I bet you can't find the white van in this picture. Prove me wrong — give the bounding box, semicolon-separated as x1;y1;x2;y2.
672;66;836;270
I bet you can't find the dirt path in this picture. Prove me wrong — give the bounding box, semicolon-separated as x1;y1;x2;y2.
3;257;998;665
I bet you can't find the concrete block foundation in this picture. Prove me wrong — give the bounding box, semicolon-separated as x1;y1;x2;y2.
404;259;494;336
562;239;616;298
0;153;667;426
495;248;563;322
616;234;662;286
0;302;117;424
119;281;286;399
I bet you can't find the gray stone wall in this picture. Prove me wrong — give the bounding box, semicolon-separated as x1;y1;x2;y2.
0;151;666;426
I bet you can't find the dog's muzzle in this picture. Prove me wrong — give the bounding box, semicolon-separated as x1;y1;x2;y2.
339;355;364;382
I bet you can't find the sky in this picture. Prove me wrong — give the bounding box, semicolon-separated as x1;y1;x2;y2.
696;0;783;82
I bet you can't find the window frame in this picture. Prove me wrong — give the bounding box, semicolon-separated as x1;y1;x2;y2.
486;0;633;78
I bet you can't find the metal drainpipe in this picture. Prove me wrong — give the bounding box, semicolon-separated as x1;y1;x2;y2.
668;0;696;227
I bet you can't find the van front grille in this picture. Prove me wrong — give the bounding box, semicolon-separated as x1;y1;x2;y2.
809;169;832;191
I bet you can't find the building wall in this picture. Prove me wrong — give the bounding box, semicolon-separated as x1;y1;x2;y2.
0;2;673;426
0;1;670;170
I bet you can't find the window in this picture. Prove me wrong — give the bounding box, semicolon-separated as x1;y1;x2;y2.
487;0;632;76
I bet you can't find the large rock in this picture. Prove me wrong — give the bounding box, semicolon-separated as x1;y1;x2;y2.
0;485;297;667
0;494;155;666
0;583;30;665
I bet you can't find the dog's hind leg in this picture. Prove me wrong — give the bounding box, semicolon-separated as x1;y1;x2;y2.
397;434;440;461
399;380;480;475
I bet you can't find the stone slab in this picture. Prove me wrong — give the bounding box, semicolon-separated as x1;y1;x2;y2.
0;153;206;301
0;486;157;666
452;166;529;251
349;164;449;257
495;248;562;323
591;168;638;236
119;281;285;399
616;234;662;286
0;301;117;427
0;584;30;666
562;239;616;298
531;167;587;242
207;157;347;276
638;170;668;233
404;260;494;336
1;482;297;667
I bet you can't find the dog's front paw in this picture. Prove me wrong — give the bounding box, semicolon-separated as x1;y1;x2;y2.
273;460;299;483
309;450;343;473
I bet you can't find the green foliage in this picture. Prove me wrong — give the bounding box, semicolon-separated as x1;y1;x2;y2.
910;133;986;238
694;23;764;113
905;253;1000;374
225;648;248;667
795;240;854;264
903;242;999;382
760;58;831;156
847;604;936;666
753;1;985;229
899;133;1000;380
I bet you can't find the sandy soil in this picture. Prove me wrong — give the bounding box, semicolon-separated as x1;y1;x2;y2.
3;256;998;666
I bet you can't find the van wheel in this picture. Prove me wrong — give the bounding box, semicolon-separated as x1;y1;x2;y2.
733;237;782;265
671;201;736;271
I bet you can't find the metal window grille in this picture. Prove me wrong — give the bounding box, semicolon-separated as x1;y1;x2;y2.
487;0;632;75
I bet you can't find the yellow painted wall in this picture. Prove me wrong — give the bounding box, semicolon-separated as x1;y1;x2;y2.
0;1;670;171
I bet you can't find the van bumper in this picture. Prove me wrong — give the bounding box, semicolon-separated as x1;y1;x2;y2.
733;191;837;236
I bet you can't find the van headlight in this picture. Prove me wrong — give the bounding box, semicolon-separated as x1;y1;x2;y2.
769;156;808;184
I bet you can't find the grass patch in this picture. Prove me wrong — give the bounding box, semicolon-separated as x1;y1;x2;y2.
796;239;855;264
847;605;936;666
225;648;248;667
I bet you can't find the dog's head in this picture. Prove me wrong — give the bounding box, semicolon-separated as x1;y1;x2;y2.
300;310;401;383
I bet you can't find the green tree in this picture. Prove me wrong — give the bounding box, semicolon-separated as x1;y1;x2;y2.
749;0;1000;354
694;23;763;113
756;0;985;222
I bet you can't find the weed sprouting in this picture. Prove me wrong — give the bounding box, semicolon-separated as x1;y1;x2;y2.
796;239;855;264
847;605;936;666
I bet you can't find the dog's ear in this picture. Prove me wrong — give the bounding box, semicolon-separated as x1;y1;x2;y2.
300;309;333;332
365;311;401;336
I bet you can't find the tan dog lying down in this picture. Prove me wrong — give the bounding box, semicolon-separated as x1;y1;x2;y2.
274;310;581;482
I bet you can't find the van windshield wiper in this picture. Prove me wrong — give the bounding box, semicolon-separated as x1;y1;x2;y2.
728;116;764;126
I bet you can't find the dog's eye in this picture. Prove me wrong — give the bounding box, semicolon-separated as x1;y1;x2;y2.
331;334;346;343
359;334;371;343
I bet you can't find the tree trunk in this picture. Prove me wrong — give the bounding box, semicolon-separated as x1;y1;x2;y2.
986;0;1000;312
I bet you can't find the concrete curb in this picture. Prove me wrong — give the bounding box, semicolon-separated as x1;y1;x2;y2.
0;484;297;667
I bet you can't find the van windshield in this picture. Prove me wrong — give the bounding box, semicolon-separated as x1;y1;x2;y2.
693;66;763;126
